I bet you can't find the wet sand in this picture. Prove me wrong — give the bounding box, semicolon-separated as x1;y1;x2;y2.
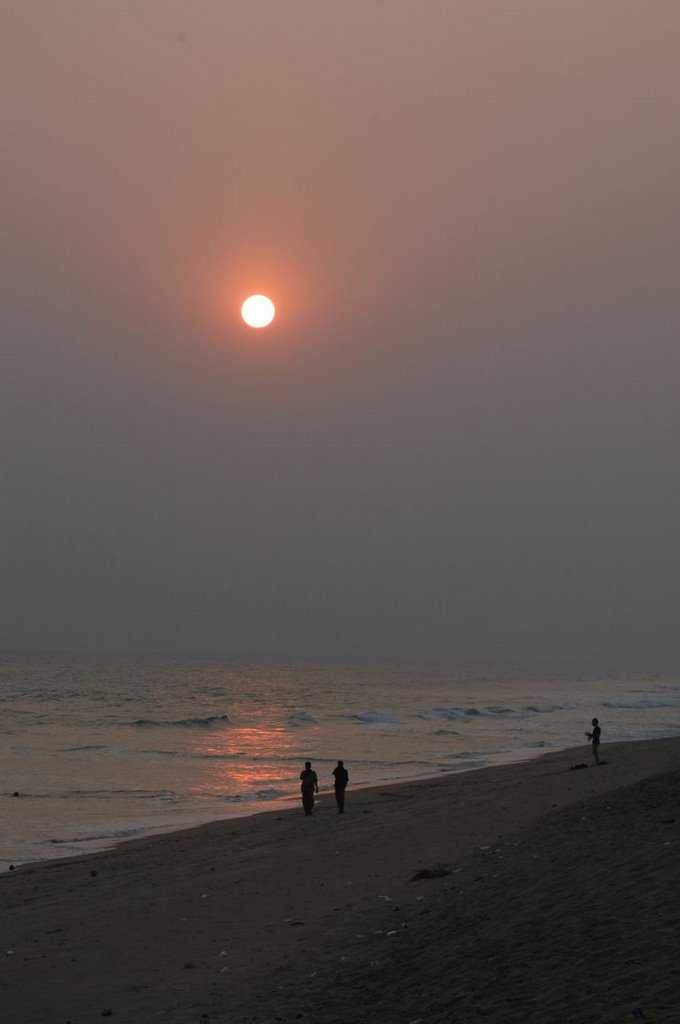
2;737;679;1023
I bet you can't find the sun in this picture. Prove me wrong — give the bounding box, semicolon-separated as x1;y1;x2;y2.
241;294;275;328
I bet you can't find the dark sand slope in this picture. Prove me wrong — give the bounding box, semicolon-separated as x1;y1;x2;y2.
2;739;679;1024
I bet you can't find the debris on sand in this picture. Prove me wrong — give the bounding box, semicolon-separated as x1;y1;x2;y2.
410;865;452;881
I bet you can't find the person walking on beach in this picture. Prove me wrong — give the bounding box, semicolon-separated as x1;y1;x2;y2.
332;760;349;814
585;718;602;765
300;760;319;816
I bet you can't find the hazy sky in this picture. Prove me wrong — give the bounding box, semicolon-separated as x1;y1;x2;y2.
2;1;679;664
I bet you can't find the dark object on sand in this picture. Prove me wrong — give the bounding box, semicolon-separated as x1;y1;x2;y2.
12;792;19;797
90;870;98;877
410;865;452;881
569;763;588;771
9;864;15;871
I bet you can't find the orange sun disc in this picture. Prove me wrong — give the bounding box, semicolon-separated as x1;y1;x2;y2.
241;294;275;328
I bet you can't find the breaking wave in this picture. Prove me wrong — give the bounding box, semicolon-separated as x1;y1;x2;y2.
63;744;108;752
421;703;571;721
288;711;317;725
419;706;514;721
602;698;679;710
45;826;145;845
344;711;397;725
129;714;231;728
524;703;574;714
219;788;287;803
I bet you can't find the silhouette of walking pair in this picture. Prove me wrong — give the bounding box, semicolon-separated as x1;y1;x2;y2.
299;760;349;815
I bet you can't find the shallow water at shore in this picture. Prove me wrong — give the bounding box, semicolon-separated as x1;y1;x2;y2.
2;654;679;864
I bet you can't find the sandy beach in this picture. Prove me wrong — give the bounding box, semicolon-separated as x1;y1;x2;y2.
2;737;679;1024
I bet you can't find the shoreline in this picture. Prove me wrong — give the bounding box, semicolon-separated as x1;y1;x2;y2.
1;736;628;869
3;745;538;869
46;731;680;867
3;736;679;1023
75;734;680;865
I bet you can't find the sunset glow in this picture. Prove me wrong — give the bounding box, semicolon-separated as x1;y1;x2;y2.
241;294;275;328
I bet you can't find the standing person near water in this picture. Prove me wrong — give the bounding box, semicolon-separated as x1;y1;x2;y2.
585;718;602;765
299;760;319;816
332;760;349;814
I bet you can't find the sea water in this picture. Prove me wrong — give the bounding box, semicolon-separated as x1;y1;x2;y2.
2;654;680;866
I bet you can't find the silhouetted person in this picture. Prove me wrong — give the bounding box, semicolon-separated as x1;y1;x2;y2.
332;760;349;813
585;718;601;764
300;760;318;816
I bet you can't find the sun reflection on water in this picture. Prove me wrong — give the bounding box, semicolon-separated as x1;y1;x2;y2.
188;722;313;800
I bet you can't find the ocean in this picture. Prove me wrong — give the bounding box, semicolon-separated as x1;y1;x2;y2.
2;655;680;866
